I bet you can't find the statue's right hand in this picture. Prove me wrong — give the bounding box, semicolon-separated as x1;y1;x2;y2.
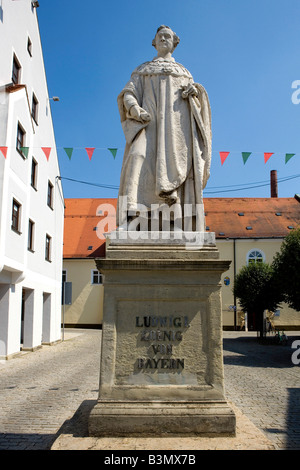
130;105;151;122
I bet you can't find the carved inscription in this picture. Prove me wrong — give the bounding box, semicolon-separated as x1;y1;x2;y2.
136;315;189;370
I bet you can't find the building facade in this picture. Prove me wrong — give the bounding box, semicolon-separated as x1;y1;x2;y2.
0;0;64;358
63;196;300;331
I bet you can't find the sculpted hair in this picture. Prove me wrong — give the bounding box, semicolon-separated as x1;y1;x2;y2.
152;25;180;51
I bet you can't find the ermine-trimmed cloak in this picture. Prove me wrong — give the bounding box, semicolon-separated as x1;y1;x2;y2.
117;57;211;228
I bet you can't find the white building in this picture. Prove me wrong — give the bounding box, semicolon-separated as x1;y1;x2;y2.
0;0;64;358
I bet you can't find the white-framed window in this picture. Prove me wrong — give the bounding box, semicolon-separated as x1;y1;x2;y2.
247;249;265;265
91;269;103;285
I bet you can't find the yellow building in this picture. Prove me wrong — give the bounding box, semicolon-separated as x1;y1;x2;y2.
62;198;116;328
62;196;300;330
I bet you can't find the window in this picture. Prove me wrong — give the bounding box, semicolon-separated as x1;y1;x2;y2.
247;249;265;265
12;199;21;233
12;55;21;84
16;122;26;157
27;37;32;56
28;219;35;251
91;269;103;285
47;181;53;209
62;269;67;283
31;93;38;124
31;158;38;189
45;234;51;261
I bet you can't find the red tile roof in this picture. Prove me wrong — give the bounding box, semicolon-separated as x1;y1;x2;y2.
63;198;117;259
63;197;300;258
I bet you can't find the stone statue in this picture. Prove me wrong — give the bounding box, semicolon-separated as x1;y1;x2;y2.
117;25;212;231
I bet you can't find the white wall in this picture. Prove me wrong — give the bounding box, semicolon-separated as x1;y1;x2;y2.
0;0;64;358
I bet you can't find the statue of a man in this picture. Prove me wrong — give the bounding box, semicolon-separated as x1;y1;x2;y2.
117;25;211;231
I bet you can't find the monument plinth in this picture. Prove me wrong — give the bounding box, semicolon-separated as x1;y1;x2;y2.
88;233;235;436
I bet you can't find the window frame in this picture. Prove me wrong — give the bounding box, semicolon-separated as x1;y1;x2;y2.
28;219;35;252
12;54;21;84
11;198;21;234
62;269;67;283
91;269;103;285
47;180;54;209
27;37;32;57
16;122;26;158
45;234;52;262
31;93;39;124
246;249;265;265
31;158;38;189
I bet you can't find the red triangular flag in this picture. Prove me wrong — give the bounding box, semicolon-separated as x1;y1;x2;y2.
0;147;8;159
220;151;230;165
85;147;95;160
264;152;274;163
42;147;51;161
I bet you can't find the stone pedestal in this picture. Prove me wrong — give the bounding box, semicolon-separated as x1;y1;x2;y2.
89;232;235;436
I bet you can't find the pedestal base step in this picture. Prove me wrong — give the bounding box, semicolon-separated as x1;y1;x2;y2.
89;400;236;437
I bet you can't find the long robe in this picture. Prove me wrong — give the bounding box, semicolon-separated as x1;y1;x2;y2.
117;56;212;230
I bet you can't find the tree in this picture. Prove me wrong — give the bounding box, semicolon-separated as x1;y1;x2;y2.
233;262;282;338
272;228;300;311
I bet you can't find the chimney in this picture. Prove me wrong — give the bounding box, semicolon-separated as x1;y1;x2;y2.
270;170;278;198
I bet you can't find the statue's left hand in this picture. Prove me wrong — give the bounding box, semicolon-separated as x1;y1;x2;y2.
182;84;198;99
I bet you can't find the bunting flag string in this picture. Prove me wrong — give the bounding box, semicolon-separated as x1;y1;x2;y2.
108;148;118;159
0;147;8;159
242;152;252;165
85;147;95;161
264;152;274;164
0;146;298;165
20;147;29;159
285;153;295;164
219;151;230;165
64;148;73;160
42;147;51;161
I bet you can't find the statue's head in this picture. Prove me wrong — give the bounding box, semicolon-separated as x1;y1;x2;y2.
152;25;180;54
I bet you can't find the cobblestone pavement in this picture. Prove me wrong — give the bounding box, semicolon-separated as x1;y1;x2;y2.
0;329;299;450
223;331;300;450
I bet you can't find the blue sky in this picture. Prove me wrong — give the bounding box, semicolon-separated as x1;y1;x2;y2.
37;0;300;199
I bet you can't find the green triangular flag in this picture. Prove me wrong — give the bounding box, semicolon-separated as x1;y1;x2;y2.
20;147;29;158
64;148;73;160
242;152;252;165
108;148;117;159
285;153;295;164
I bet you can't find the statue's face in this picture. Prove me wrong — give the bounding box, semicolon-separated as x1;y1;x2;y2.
154;28;174;55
